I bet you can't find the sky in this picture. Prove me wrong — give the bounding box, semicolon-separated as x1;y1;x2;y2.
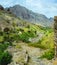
0;0;57;18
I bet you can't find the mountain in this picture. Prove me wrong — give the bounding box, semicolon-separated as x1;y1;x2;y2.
0;9;31;29
0;5;54;65
49;17;54;22
6;5;54;27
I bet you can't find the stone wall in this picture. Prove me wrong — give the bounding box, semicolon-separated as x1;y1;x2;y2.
54;16;57;57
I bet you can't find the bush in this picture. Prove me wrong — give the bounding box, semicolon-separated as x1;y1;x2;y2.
0;51;12;65
0;36;4;43
0;43;8;52
0;43;12;65
18;32;29;43
18;31;36;43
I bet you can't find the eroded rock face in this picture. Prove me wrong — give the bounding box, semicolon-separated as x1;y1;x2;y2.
54;16;57;57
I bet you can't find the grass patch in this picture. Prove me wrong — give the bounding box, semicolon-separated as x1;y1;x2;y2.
40;49;55;60
28;42;47;49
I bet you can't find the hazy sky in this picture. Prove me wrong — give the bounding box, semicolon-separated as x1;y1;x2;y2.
0;0;57;18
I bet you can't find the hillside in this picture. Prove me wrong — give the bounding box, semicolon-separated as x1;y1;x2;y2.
6;5;54;27
0;8;54;65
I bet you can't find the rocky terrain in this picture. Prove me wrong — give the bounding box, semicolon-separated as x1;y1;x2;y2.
0;5;55;65
7;42;53;65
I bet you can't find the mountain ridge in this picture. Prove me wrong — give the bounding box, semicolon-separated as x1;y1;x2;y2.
5;5;54;27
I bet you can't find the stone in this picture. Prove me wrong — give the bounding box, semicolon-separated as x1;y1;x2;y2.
53;58;57;65
54;16;57;57
0;5;4;10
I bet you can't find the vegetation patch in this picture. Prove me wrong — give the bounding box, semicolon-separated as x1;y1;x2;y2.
0;42;12;65
40;49;55;60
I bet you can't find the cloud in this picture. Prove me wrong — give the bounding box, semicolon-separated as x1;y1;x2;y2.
0;0;26;7
0;0;14;7
25;0;57;17
26;0;33;3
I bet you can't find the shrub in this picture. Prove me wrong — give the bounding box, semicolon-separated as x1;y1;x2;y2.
4;27;10;34
0;42;10;52
0;43;12;65
0;36;4;43
0;31;3;36
18;32;29;43
0;51;12;65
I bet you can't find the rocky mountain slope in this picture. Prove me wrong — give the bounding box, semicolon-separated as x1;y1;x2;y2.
0;10;33;30
0;5;54;65
6;5;54;27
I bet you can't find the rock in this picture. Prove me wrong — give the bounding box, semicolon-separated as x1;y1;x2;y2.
53;58;57;65
0;5;4;10
54;16;57;57
7;46;30;65
8;42;53;65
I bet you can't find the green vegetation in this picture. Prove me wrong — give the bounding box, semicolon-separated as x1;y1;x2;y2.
0;43;12;65
40;49;55;60
0;25;54;60
18;31;36;43
28;27;55;60
0;10;55;61
28;28;54;49
0;51;12;65
0;42;10;51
